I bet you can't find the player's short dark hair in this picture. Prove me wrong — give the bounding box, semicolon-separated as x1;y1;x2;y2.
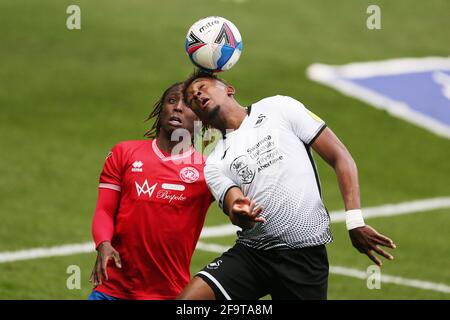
182;69;229;147
182;69;228;106
144;82;184;139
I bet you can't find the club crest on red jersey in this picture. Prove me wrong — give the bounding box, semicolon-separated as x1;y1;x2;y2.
179;167;200;183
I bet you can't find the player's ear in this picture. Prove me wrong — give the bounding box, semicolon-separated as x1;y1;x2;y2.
226;85;236;97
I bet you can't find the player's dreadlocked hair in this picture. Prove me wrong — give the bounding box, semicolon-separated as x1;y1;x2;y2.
144;82;184;139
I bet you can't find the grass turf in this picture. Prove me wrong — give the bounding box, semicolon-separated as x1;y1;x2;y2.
0;0;449;299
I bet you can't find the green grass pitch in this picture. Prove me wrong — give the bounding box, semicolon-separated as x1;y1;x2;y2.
0;0;449;299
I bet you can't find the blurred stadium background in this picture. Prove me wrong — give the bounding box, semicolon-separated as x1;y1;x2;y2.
0;0;449;299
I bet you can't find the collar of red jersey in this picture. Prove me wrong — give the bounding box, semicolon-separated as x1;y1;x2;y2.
152;139;195;162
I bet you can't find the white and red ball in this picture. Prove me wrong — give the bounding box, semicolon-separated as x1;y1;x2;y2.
185;16;243;72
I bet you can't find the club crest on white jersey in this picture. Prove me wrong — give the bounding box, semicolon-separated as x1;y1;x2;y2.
230;155;255;184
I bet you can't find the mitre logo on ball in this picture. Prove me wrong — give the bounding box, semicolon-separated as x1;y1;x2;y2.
185;16;243;72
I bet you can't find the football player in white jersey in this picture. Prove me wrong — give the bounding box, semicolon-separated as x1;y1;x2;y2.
177;70;396;300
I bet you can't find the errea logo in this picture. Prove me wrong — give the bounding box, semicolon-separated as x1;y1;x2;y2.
132;160;143;172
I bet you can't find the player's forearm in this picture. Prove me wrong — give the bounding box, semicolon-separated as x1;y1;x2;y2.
311;127;360;210
222;186;244;216
92;210;115;248
334;155;361;211
92;188;120;248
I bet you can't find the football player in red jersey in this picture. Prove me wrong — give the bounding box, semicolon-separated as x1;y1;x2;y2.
88;82;214;300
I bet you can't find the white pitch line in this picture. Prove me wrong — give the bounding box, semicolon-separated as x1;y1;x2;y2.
329;196;450;223
196;241;450;294
329;266;450;294
200;196;450;238
0;243;94;264
1;196;450;263
200;224;240;238
306;57;450;139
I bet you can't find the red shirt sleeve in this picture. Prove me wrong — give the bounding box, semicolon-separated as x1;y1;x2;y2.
99;144;124;191
92;144;124;248
92;188;120;248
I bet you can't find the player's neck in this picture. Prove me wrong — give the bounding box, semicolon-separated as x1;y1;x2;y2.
214;103;247;134
155;133;191;155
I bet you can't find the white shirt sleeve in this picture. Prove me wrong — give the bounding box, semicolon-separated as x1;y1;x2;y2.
204;152;238;209
279;96;326;145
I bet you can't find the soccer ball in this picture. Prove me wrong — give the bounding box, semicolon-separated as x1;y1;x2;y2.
185;16;243;72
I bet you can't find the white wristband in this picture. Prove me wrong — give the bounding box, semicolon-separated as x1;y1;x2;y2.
345;209;365;230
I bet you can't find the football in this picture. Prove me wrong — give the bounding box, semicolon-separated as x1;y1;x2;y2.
185;16;243;72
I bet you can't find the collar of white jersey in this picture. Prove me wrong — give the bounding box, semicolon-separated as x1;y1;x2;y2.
224;105;252;139
151;139;194;162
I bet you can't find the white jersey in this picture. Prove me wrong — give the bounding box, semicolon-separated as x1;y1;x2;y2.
205;95;333;250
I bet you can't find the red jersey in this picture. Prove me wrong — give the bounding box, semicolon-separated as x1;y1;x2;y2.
93;139;213;299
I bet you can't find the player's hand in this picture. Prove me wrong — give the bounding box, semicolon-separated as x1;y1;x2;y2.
89;241;122;286
349;225;396;266
229;197;265;230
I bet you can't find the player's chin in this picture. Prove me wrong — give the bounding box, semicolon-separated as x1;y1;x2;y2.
163;123;195;137
207;105;220;121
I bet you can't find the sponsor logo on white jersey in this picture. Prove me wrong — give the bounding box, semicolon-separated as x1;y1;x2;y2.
179;167;199;183
132;160;143;172
135;180;157;198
